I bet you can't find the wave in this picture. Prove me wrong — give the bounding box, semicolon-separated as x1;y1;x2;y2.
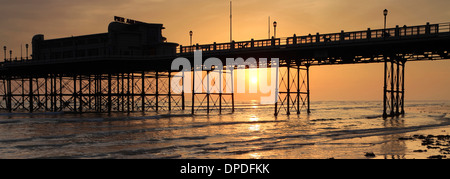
0;119;286;148
223;142;315;156
0;113;194;125
319;121;450;140
318;106;378;111
0;112;64;116
427;113;447;119
0;120;21;124
362;114;384;119
0;134;77;144
163;135;209;141
310;118;342;122
14;143;71;150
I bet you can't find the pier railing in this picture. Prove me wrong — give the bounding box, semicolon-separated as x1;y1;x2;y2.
178;22;450;54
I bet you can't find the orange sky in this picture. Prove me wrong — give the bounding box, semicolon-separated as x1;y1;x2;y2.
1;0;449;101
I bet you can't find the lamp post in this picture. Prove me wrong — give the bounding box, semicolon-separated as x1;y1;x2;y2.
383;9;388;36
3;46;6;61
189;31;193;46
25;44;29;60
273;21;277;38
9;50;12;61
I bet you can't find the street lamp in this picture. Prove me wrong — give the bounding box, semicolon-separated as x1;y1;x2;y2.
9;50;12;61
3;46;6;61
25;44;29;60
273;21;277;38
383;9;388;37
189;31;193;46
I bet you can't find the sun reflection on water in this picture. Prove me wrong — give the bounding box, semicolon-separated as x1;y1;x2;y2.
249;115;259;121
249;152;262;159
248;124;261;132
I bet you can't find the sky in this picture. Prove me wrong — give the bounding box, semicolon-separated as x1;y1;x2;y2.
0;0;449;101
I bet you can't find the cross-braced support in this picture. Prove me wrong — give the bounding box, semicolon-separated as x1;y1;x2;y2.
0;79;6;110
275;60;310;116
191;68;234;114
383;56;406;118
0;71;187;114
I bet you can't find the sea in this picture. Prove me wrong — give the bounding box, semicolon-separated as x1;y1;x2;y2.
0;100;449;159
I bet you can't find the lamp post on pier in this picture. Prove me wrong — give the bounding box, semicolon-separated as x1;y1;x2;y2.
383;9;388;37
3;46;6;61
25;44;29;60
383;9;388;29
273;21;277;38
189;31;193;46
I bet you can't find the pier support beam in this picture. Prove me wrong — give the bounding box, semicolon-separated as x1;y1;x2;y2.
79;75;83;113
155;70;159;112
73;75;77;113
0;79;6;110
168;70;172;111
383;56;406;118
107;74;112;113
141;72;146;112
44;76;48;111
6;77;12;113
1;69;222;114
275;60;310;116
191;67;234;115
191;70;195;114
182;71;185;110
27;79;32;111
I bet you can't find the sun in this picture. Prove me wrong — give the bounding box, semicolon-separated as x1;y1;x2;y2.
250;76;258;84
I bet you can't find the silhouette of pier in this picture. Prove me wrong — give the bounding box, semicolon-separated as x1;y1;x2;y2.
1;17;449;118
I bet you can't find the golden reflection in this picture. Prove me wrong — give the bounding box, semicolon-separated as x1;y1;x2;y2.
248;124;261;132
248;115;261;132
249;115;259;121
249;152;262;159
379;117;407;159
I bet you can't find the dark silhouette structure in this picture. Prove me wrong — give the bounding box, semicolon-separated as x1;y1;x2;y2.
1;17;449;118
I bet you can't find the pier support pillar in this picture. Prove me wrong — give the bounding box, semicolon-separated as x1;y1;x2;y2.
6;77;12;113
73;75;77;113
383;56;406;118
275;61;310;116
191;66;234;115
29;76;34;113
79;75;83;113
155;70;159;112
107;74;112;113
141;72;146;112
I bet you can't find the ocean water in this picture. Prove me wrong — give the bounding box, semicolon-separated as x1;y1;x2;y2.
0;100;449;159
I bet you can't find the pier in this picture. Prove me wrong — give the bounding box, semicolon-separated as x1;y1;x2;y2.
1;17;449;118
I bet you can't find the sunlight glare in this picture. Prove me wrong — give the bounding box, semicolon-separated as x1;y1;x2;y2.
251;76;258;84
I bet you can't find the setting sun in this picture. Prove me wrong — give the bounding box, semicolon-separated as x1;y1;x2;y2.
250;76;258;84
